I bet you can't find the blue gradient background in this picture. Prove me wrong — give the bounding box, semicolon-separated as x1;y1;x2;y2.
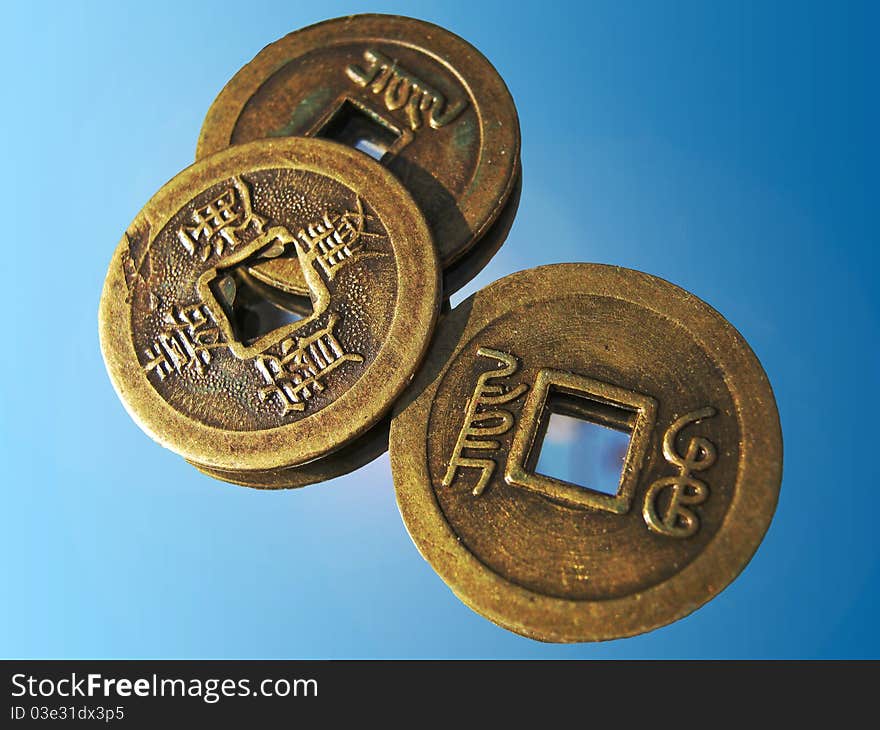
2;1;877;658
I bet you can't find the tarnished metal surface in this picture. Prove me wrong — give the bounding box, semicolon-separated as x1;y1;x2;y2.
99;137;438;471
390;264;782;642
197;14;520;296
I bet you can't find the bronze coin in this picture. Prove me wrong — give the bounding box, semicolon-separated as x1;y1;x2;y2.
390;264;782;642
100;137;438;472
197;14;520;295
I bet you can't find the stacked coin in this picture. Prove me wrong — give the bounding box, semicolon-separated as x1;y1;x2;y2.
99;15;782;642
100;137;439;480
100;15;519;488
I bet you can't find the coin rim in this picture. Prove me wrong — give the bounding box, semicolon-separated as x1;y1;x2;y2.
195;13;520;267
390;263;783;642
100;137;439;471
188;416;390;489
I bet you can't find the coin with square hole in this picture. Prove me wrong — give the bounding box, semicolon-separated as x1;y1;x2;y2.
390;264;782;642
99;137;438;472
196;14;519;296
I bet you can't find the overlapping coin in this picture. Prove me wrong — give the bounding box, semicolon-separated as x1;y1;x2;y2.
100;137;438;473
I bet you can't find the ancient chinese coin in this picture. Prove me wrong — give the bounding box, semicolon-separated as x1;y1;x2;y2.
197;14;520;296
390;264;782;642
100;137;438;471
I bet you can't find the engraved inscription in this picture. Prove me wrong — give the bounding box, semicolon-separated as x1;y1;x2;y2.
143;304;225;379
296;197;382;280
346;49;468;131
177;176;267;261
643;407;718;538
255;313;364;415
442;348;528;496
147;174;374;414
122;220;152;294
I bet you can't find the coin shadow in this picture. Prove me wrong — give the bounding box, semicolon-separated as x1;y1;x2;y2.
385;152;472;267
442;165;522;296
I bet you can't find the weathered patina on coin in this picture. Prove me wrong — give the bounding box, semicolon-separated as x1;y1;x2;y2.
197;14;520;296
189;416;390;489
390;264;782;642
100;137;438;472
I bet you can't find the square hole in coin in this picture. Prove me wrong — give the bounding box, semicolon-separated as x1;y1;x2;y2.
533;392;634;497
317;99;402;161
212;272;313;347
